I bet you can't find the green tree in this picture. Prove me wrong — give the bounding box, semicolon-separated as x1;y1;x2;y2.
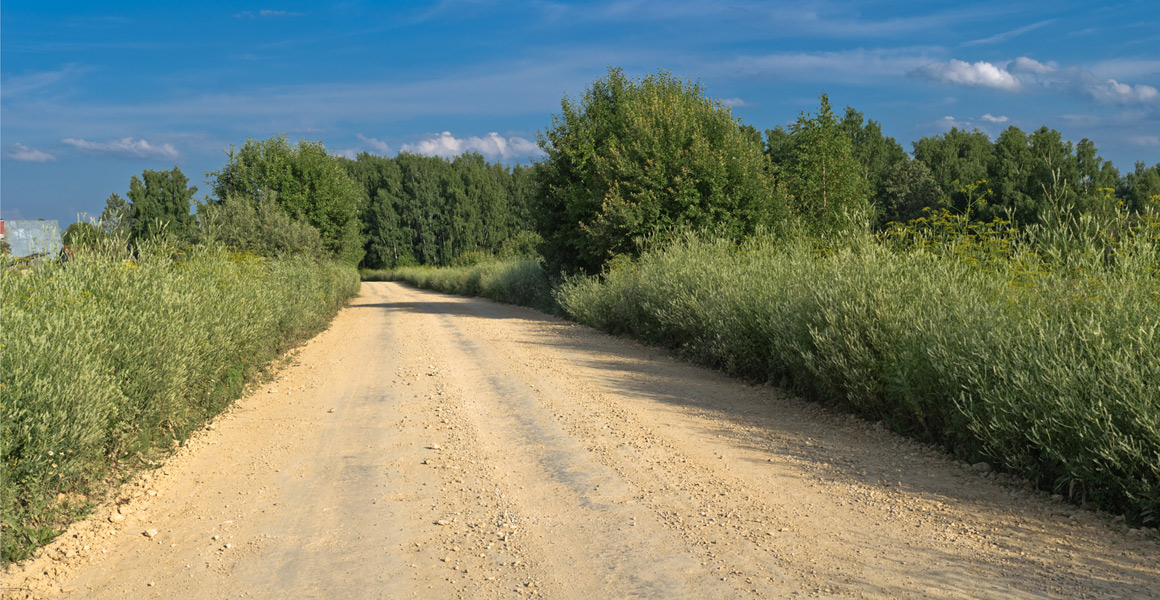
127;167;197;242
62;221;104;248
99;192;131;236
209;135;363;264
986;126;1034;222
196;193;324;258
1075;138;1119;199
537;67;784;273
763;125;796;168
783;95;870;235
913;128;993;213
840;107;908;213
879;159;943;225
1026;126;1079;215
1120;161;1160;214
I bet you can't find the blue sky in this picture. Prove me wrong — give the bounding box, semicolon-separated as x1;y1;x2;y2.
3;0;1158;225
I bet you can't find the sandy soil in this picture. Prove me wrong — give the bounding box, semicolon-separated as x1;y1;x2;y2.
4;281;1158;599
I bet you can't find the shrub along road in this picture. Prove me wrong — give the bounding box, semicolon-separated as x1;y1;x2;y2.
5;282;1158;599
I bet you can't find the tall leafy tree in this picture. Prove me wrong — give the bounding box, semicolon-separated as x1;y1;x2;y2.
762;125;796;171
127;167;197;242
1026;126;1080;214
99;192;131;236
209;135;363;264
879;159;943;225
913;128;993;213
986;126;1035;222
840;107;908;212
783;95;870;235
1075;138;1119;198
537;67;784;273
1120;162;1160;214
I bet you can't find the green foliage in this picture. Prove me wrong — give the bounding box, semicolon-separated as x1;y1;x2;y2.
390;259;558;314
1120;161;1160;214
349;152;538;269
62;221;104;248
196;193;325;259
127;167;197;243
497;230;544;261
783;95;872;235
556;214;1160;524
912;127;993;212
840;107;908;213
913;126;1127;227
209;135;364;264
536;67;784;274
878;159;943;226
99;193;131;236
1;248;359;563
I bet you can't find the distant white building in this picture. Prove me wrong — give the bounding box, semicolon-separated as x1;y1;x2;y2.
2;220;63;257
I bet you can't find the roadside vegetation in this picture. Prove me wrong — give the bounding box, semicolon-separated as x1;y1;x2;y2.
2;143;362;563
366;67;1160;526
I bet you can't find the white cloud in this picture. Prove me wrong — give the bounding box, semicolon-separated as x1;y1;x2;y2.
940;115;968;129
1128;135;1160;147
914;56;1160;106
913;59;1020;91
60;137;180;159
719;97;751;108
1008;57;1055;76
6;143;56;163
981;113;1008;123
357;134;390;155
1083;79;1159;104
400;132;543;161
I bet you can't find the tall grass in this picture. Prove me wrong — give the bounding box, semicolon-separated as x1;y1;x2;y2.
382;259;558;314
1;246;359;562
557;215;1160;524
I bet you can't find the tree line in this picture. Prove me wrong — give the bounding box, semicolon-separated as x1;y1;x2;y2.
345;152;540;269
63;67;1160;275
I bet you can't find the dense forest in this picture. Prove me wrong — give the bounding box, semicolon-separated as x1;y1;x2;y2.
344;152;541;269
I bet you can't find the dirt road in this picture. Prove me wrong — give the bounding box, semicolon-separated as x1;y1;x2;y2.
5;281;1158;599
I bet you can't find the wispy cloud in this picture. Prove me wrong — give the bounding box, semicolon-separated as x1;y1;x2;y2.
719;97;751;108
572;0;1010;39
60;137;180;159
1089;58;1160;80
1;63;86;99
962;19;1053;47
6;143;56;163
981;113;1009;123
913;57;1160;105
723;48;937;84
1128;135;1160;147
357;134;390;154
400;131;542;161
235;9;303;18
